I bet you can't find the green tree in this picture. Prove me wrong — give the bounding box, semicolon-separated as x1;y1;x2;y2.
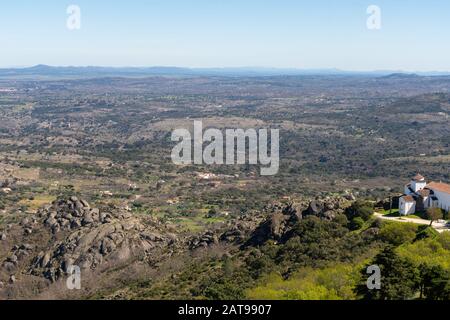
356;246;420;300
419;264;450;300
426;207;443;226
345;200;374;221
397;233;450;269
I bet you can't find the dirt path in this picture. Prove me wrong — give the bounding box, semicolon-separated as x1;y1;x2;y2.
374;213;450;233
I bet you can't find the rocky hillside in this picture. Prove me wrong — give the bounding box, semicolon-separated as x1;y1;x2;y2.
0;194;357;299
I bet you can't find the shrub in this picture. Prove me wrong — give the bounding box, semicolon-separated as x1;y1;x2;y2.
371;218;383;229
397;233;450;269
378;222;418;246
415;226;438;241
349;217;365;230
334;214;349;226
345;200;374;221
247;264;358;300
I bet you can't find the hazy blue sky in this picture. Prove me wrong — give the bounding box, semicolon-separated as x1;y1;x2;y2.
1;0;449;71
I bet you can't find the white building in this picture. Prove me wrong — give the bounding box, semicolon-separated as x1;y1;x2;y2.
426;182;450;212
399;195;416;215
404;174;427;194
399;174;450;215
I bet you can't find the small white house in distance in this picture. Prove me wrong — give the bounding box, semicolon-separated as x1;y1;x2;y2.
399;174;450;215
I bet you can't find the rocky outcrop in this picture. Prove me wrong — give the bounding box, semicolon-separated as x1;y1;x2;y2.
1;197;183;283
243;202;303;247
243;197;352;247
0;194;355;293
188;213;265;250
40;196;103;234
189;201;304;249
302;197;350;220
188;231;219;249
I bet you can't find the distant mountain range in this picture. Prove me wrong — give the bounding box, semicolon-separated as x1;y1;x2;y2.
1;65;450;79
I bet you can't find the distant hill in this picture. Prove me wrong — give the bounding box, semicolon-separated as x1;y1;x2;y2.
0;65;195;78
0;65;450;79
380;73;421;79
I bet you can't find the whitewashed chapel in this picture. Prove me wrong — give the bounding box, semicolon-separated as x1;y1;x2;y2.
399;174;450;215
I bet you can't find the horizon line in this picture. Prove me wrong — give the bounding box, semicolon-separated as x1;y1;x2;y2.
2;64;450;75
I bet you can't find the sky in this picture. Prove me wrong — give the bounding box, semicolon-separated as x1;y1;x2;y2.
1;0;450;71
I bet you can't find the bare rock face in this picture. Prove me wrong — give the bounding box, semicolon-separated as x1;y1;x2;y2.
306;200;324;216
190;202;305;250
188;211;267;250
303;197;350;220
33;198;183;281
244;212;290;247
0;192;362;298
188;230;219;249
39;198;100;234
242;197;352;247
188;203;310;250
0;197;183;283
282;203;303;223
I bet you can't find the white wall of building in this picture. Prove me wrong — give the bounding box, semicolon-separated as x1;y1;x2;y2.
399;198;416;215
412;181;427;192
429;189;450;212
422;196;430;209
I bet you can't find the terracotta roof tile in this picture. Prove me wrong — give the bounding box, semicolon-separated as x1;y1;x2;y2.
426;182;450;195
402;195;415;202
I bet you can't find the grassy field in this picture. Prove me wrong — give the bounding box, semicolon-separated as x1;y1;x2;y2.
18;195;56;211
378;208;400;216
